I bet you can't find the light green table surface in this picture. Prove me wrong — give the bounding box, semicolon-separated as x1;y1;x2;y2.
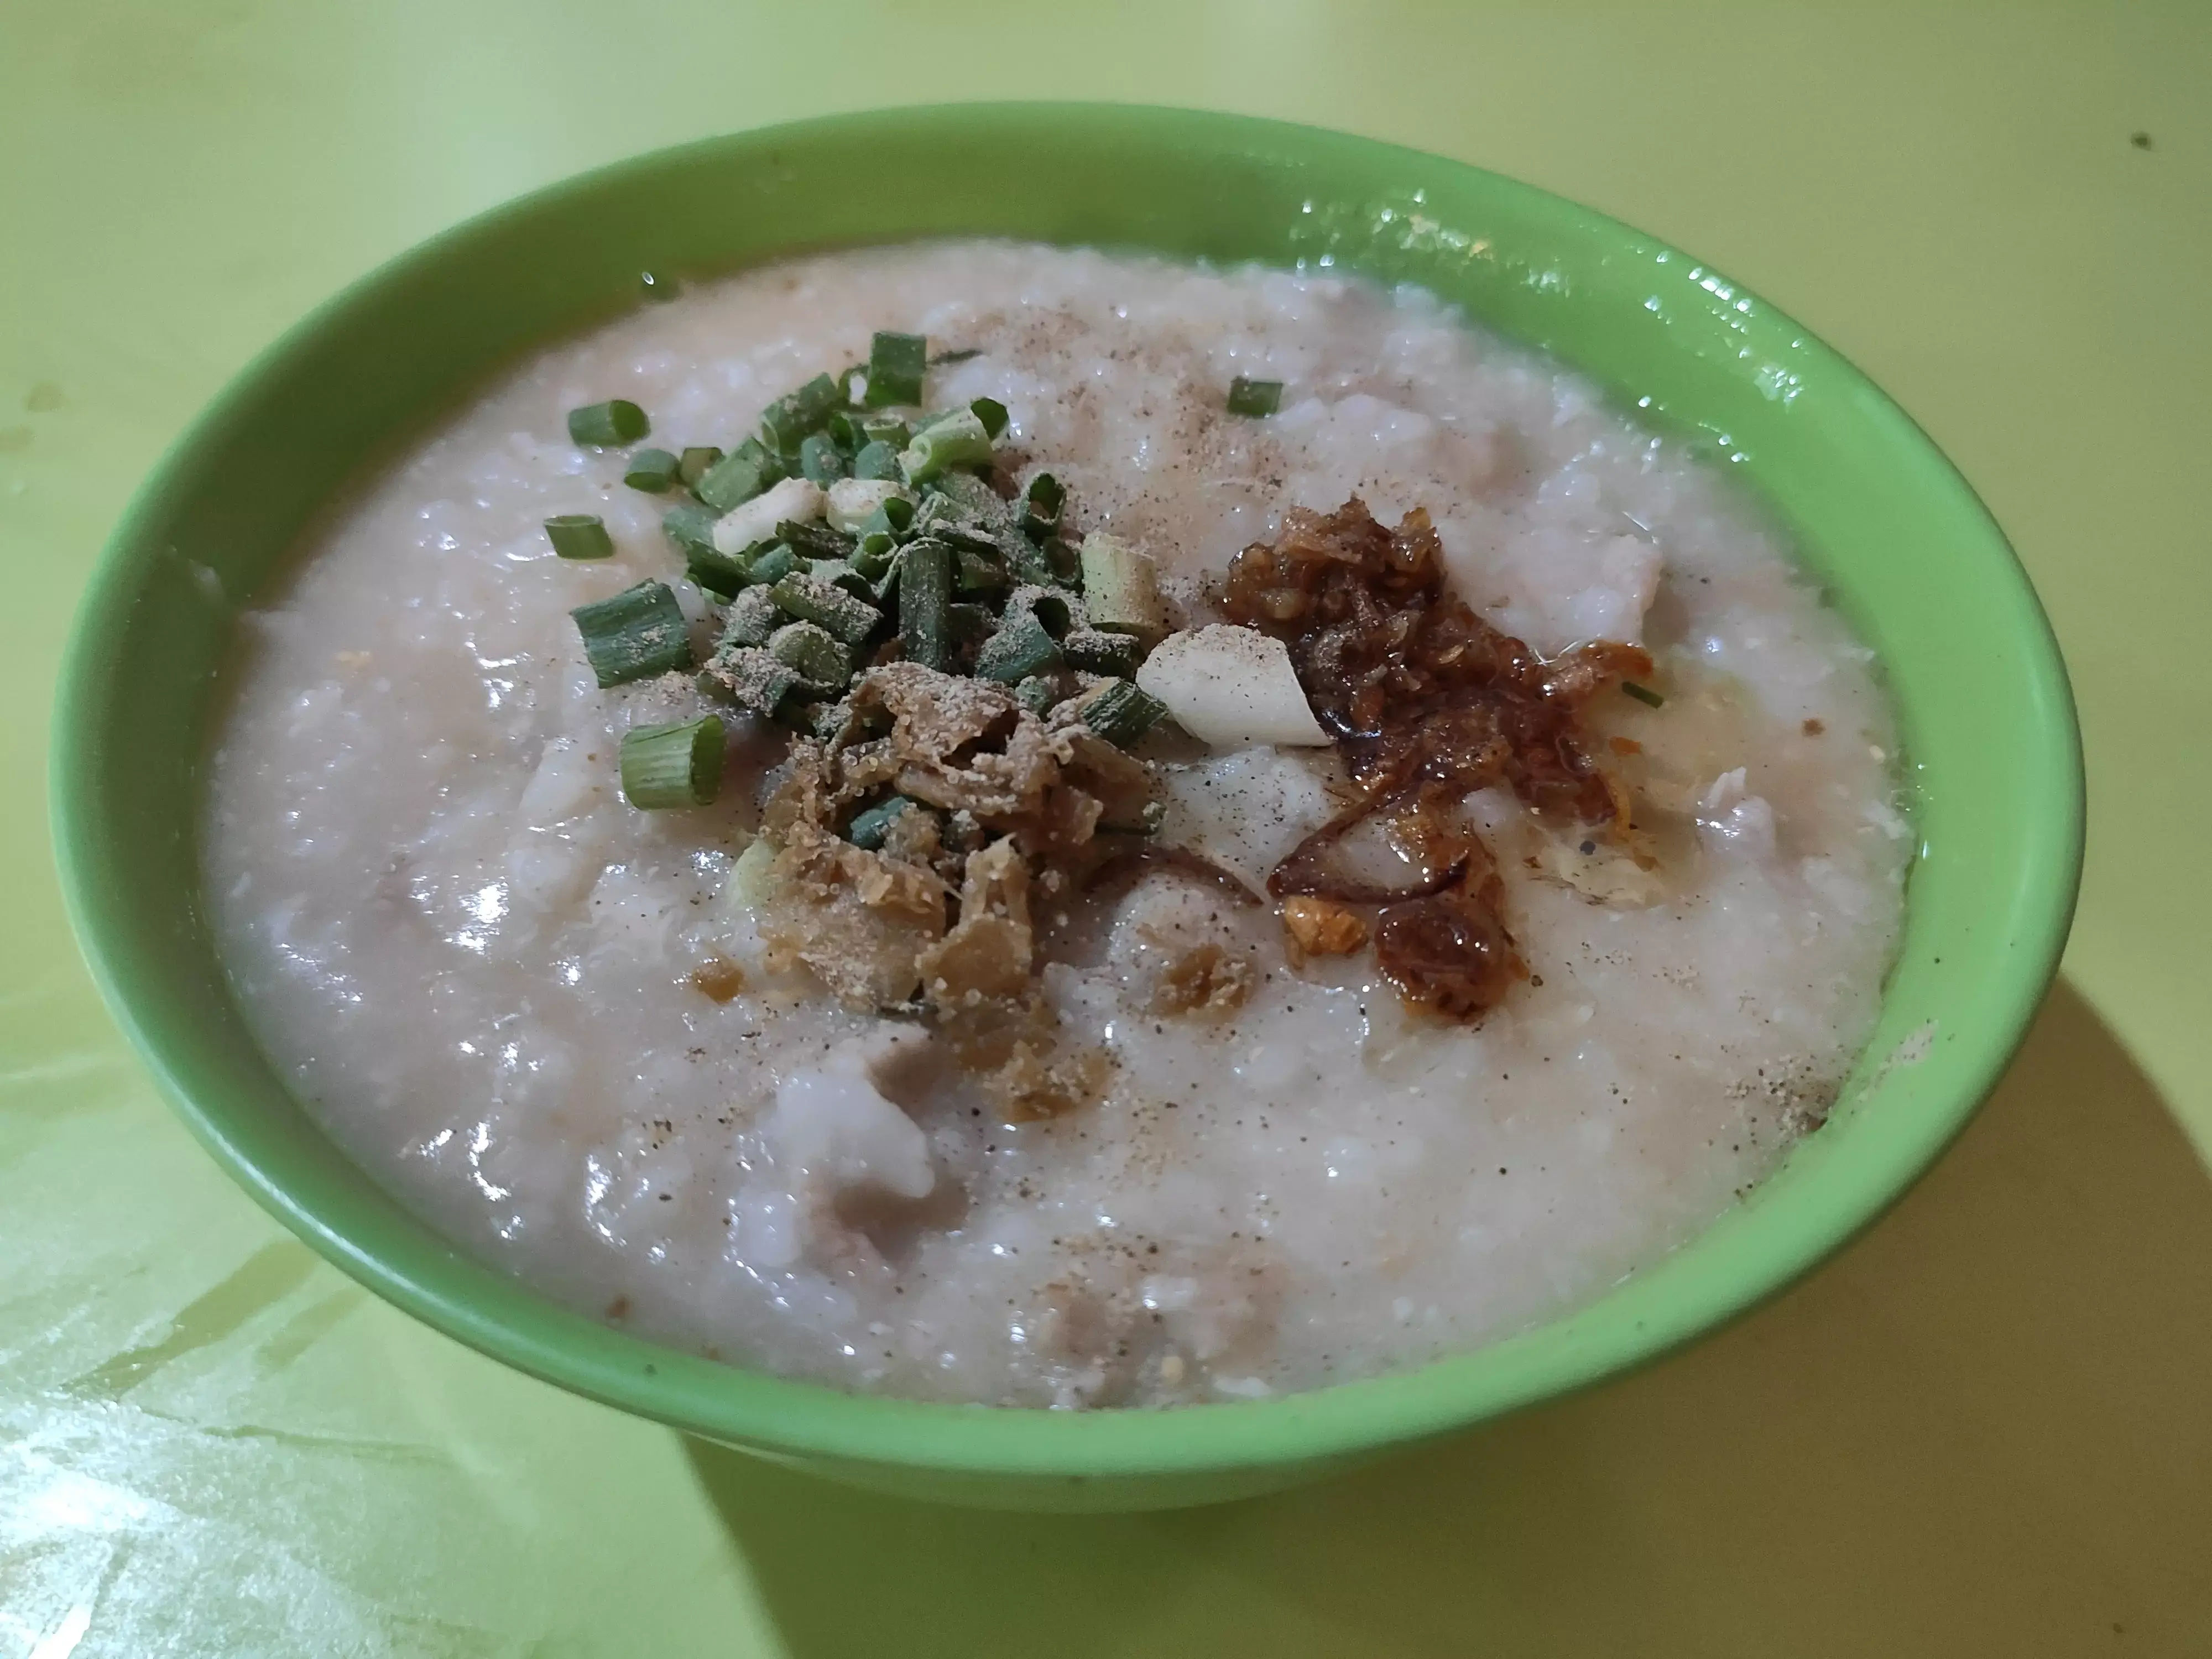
6;3;2210;1653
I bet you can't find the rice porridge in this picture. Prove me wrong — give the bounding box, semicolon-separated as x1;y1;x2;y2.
202;241;1908;1407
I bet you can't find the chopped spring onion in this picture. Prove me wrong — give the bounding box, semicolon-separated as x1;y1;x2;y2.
622;448;681;493
686;546;753;598
769;570;881;645
898;539;954;670
899;409;994;484
761;374;844;455
851;540;895;583
1060;628;1144;676
544;514;614;560
860;413;911;448
851;439;904;482
703;646;802;718
775;517;857;563
799;430;848;485
1078;531;1169;644
1022;472;1064;539
1013;675;1061;717
1621;680;1666;708
846;795;917;851
567;399;650;446
662;499;719;555
719;585;783;648
957;549;1010;596
974;608;1062;683
665;502;750;596
678;446;724;490
928;347;982;366
970;397;1010;440
745;544;800;587
620;714;724;808
1225;378;1283;418
768;620;854;692
1079;679;1167;748
571;580;693;687
695;439;783;512
864;332;927;409
825;410;865;453
825;477;909;533
865;495;916;537
1004;583;1077;640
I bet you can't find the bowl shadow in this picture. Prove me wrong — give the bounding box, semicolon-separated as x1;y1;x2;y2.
684;978;2212;1656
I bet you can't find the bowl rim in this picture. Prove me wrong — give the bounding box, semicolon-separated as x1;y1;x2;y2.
53;102;2084;1478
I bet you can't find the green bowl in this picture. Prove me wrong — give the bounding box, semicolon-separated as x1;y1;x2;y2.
51;105;2082;1511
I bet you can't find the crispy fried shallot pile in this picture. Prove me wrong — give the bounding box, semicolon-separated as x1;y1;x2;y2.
1224;498;1650;1020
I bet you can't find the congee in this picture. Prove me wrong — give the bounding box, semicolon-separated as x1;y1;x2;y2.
203;242;1909;1407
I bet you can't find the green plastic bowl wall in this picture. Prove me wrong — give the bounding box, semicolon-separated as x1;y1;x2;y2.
53;105;2081;1512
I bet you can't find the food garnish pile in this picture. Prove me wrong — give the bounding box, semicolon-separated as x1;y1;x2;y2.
551;336;1657;1101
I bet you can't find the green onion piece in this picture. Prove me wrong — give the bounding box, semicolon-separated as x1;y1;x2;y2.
768;570;881;645
761;374;844;454
826;410;865;453
1621;680;1666;708
696;439;784;512
974;609;1063;683
1013;675;1061;717
956;549;1010;596
744;544;800;587
930;469;1011;520
851;439;904;482
870;543;914;606
622;448;681;493
851;536;896;582
620;714;724;809
571;580;694;687
638;271;675;302
799;431;848;485
1022;473;1065;539
970;398;1010;440
846;795;917;851
860;414;911;448
776;519;859;562
1226;378;1284;418
687;549;752;598
666;503;749;596
544;514;614;560
1080;679;1167;748
859;497;916;542
805;559;877;602
567;399;650;446
928;347;982;367
701;645;801;718
719;585;783;648
898;539;953;671
768;620;854;693
663;499;719;555
864;331;927;409
1040;535;1085;586
678;446;724;490
1060;628;1144;676
900;410;994;484
1078;531;1169;644
1004;582;1078;640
